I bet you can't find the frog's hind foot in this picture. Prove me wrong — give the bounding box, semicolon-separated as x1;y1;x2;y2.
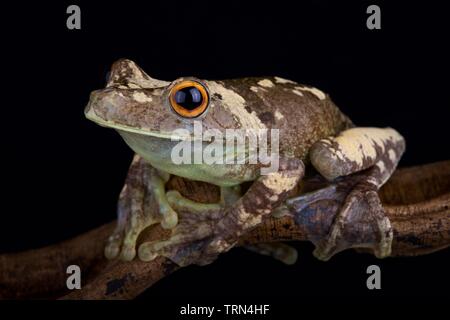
314;183;392;260
288;177;393;261
290;127;405;261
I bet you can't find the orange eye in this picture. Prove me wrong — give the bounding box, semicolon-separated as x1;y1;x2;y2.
169;80;209;118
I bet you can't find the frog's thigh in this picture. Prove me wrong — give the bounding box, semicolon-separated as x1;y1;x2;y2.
310;127;406;182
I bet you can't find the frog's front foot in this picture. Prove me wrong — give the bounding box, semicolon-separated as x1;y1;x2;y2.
137;206;223;266
137;157;305;266
135;188;239;265
105;155;179;261
105;155;243;262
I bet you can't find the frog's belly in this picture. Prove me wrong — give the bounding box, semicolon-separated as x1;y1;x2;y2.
150;161;256;187
118;131;260;187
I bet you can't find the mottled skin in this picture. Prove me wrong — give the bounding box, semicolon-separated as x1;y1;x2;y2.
86;60;351;186
85;59;405;264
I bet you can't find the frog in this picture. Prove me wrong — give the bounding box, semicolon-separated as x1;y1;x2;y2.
85;59;405;265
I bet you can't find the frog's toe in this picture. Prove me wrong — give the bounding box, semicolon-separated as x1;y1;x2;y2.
105;232;123;259
138;240;166;262
137;235;185;262
118;227;143;261
120;245;137;261
137;216;216;265
152;190;179;230
159;206;178;229
120;246;136;261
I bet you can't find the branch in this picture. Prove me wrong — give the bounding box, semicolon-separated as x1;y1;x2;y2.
0;161;449;299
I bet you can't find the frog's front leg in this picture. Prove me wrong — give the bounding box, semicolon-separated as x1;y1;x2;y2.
137;158;305;265
105;154;178;261
305;127;405;260
166;186;298;265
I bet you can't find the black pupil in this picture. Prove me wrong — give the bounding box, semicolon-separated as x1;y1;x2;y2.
174;86;203;110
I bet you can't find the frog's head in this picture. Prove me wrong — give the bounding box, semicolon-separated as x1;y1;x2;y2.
85;59;266;184
86;59;206;138
85;59;267;137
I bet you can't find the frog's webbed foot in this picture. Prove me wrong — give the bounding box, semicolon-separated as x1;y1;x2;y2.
105;155;178;261
315;182;392;260
166;186;298;265
137;207;223;266
292;127;406;261
135;186;241;265
138;158;305;266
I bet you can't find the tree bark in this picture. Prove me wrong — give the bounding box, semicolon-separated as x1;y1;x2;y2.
0;161;449;300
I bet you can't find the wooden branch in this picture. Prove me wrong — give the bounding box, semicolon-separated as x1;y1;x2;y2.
0;161;449;300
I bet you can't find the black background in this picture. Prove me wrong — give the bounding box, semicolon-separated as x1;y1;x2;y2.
1;0;449;305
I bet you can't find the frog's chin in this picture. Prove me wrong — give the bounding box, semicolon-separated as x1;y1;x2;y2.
117;129;258;187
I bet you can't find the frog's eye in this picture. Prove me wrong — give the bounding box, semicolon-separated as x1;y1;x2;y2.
169;80;209;118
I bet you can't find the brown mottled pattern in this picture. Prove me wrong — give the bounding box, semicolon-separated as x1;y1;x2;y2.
310;129;406;182
219;77;353;161
86;59;353;162
85;60;408;264
207;158;304;253
304;130;406;260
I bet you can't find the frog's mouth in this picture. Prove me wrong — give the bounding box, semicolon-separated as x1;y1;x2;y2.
84;102;218;142
84;107;189;140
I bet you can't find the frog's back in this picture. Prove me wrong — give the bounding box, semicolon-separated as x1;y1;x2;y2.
219;77;353;161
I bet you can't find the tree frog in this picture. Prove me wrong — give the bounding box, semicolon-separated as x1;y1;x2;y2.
85;59;405;265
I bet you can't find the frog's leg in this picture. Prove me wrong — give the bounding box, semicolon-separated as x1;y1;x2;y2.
167;187;297;264
304;127;406;260
105;155;178;261
137;158;305;265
